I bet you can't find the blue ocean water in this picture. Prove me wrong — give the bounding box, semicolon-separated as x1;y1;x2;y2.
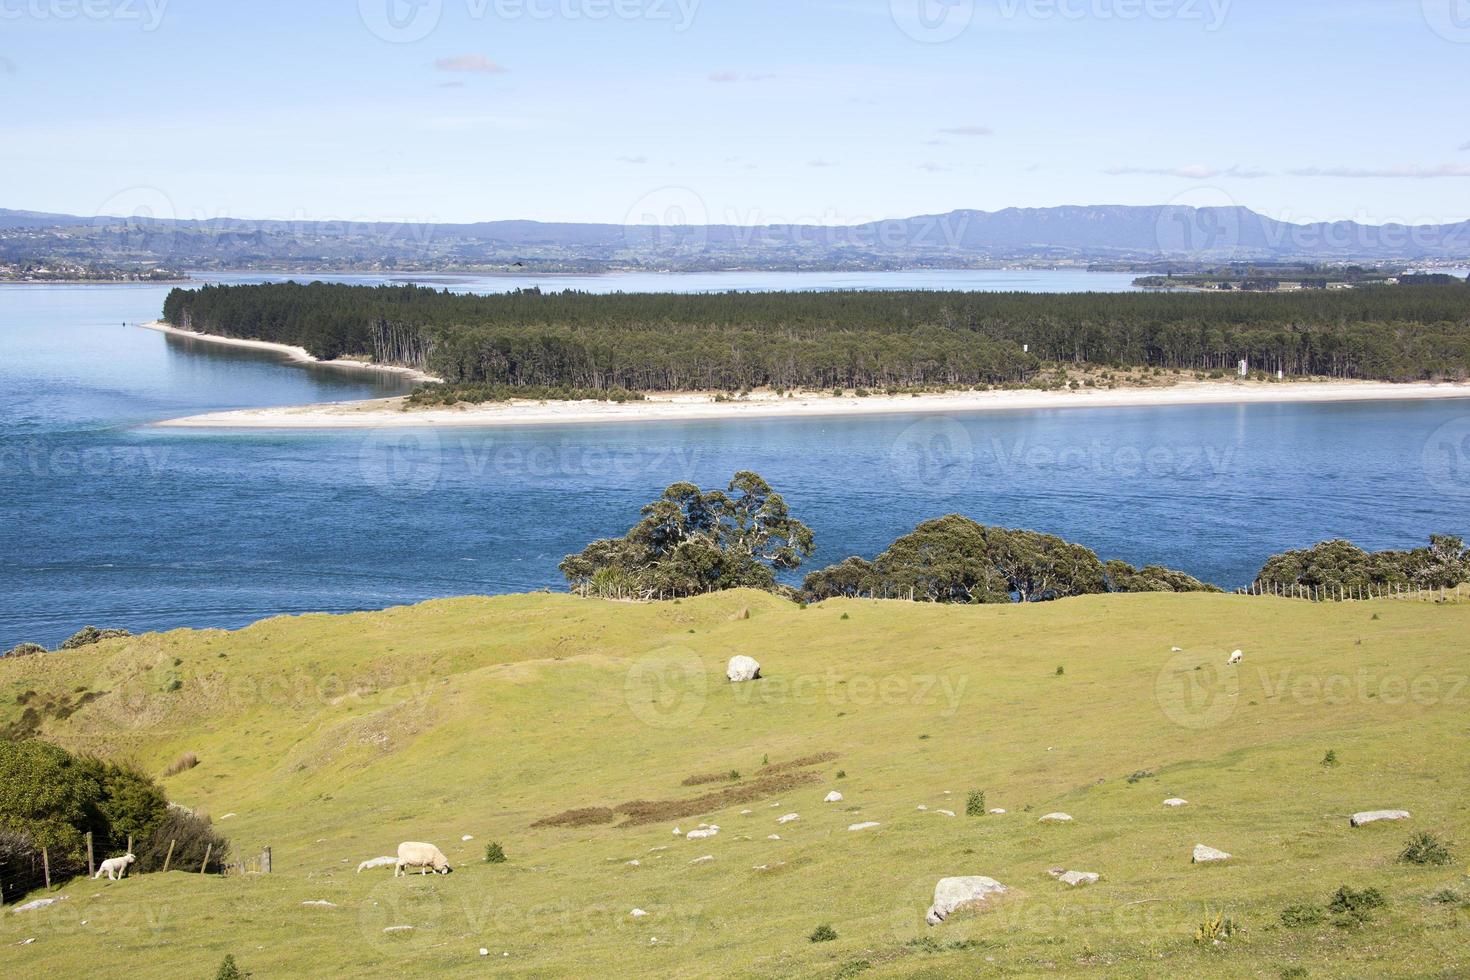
2;272;1468;648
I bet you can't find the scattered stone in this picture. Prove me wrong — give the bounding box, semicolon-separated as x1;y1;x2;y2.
767;834;781;841
301;900;337;908
1058;871;1100;887
461;835;474;841
1350;809;1411;827
1038;813;1073;824
988;808;1006;815
648;846;668;853
672;826;682;836
1046;867;1066;878
626;860;641;867
479;948;490;956
925;876;1008;926
630;909;649;918
740;809;752;816
16;938;36;946
824;791;843;803
219;813;236;820
13;897;62;913
1163;798;1188;808
690;855;714;865
726;655;762;683
916;804;928;811
357;856;396;873
777;813;799;824
935;809;956;817
1192;844;1231;863
686;826;720;841
848;821;881;831
1171;646;1182;652
383;925;414;934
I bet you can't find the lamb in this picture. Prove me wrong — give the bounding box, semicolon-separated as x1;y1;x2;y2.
93;853;135;880
1227;649;1243;665
394;841;452;876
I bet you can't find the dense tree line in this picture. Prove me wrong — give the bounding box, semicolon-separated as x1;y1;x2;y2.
1253;535;1469;594
163;281;1470;391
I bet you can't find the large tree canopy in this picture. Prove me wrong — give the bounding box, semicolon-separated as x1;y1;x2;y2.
560;472;815;599
1253;535;1469;593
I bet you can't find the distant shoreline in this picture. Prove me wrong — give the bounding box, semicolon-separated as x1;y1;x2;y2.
140;320;441;384
150;378;1470;430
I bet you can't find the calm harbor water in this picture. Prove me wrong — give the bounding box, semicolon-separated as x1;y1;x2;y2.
2;271;1468;649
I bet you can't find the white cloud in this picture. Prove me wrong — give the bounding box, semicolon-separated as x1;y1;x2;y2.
938;125;993;137
1289;164;1470;179
1104;164;1270;179
808;159;837;168
434;55;508;74
918;162;949;173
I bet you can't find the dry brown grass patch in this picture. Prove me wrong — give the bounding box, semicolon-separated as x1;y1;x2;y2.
759;751;838;774
164;750;200;776
613;771;820;827
531;807;616;828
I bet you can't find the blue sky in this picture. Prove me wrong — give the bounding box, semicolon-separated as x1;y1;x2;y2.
3;0;1468;225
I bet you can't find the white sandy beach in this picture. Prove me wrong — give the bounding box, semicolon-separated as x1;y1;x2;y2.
151;378;1470;430
140;320;441;384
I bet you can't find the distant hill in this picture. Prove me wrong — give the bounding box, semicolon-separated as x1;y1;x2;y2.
3;204;1468;271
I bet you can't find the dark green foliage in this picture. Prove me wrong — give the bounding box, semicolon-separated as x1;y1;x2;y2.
1254;535;1470;595
76;756;169;847
0;739;99;856
1397;832;1453;866
59;626;131;650
808;923;838;943
162;282;1470;390
560;472;814;599
216;954;244;980
1125;770;1154;784
1280;903;1326;927
1280;968;1308;979
1055;665;1065;676
2;642;47;658
1328;885;1386;926
966;790;985;816
1321;749;1338;767
136;809;229;874
1104;559;1223;594
407;382;644;407
484;841;507;864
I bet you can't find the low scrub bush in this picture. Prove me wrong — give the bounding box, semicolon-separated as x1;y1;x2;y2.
966;790;985;816
1328;885;1385;927
809;924;837;943
136;809;230;874
1280;903;1326;928
484;841;507;864
60;626;131;650
1397;832;1453;866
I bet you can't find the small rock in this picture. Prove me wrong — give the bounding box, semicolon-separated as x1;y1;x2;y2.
917;804;928;811
1192;844;1231;863
626;860;641;867
824;791;843;803
13;897;62;913
383;925;414;934
690;855;714;864
220;813;236;819
648;846;668;853
1350;809;1410;827
1171;646;1182;652
935;809;956;817
777;813;799;824
461;835;474;841
1046;867;1066;878
685;827;719;841
301;900;337;908
1058;871;1100;887
988;808;1006;815
848;821;881;831
16;938;36;946
479;948;489;956
740;809;752;816
672;826;682;836
925;876;1008;926
726;655;762;683
1163;798;1188;807
1038;812;1073;824
767;834;781;840
630;909;649;918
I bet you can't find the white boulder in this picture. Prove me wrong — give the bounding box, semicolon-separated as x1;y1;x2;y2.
726;655;762;683
689;855;714;864
1163;798;1188;807
777;813;799;824
935;809;956;817
1192;844;1231;863
630;908;649;918
302;900;337;908
1350;809;1410;827
848;821;881;831
1058;871;1100;887
824;791;843;803
685;826;719;841
1038;812;1073;824
988;808;1006;815
925;876;1007;926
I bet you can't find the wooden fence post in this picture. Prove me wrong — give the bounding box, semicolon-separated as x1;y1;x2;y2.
162;839;176;873
86;831;95;879
261;846;272;874
200;843;213;874
127;834;133;856
42;847;51;890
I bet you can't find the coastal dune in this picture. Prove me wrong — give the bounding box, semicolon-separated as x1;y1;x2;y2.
141;320;441;384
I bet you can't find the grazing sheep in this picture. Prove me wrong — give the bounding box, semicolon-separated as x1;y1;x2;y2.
394;842;452;876
1227;649;1243;665
93;854;135;880
357;856;397;874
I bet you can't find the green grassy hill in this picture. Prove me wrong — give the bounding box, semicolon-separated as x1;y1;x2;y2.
1;590;1467;978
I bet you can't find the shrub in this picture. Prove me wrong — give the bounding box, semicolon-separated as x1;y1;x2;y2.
60;626;131;650
216;954;244;980
1429;888;1463;906
164;752;200;777
165;679;182;692
1280;968;1308;979
1280;903;1326;927
1193;910;1242;943
484;841;507;864
3;643;46;658
809;923;837;943
1397;832;1453;867
1125;770;1155;784
835;770;846;779
1328;885;1385;926
966;790;985;816
835;961;872;979
136;809;229;874
1320;749;1338;767
1055;665;1064;676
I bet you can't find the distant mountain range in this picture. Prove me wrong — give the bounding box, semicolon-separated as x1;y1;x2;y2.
3;204;1468;272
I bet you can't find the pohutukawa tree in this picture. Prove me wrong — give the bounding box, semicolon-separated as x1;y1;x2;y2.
560;472;815;599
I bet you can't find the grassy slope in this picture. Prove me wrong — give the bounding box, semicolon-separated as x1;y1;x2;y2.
0;590;1467;978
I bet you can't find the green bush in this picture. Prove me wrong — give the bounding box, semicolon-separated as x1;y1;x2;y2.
1397;832;1453;866
216;954;245;979
3;642;46;658
1321;749;1338;767
484;841;507;864
1328;885;1385;926
60;626;131;650
966;790;985;816
809;923;838;943
1280;903;1326;927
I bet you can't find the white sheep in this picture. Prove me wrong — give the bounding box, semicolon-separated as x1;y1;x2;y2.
93;853;135;880
395;841;452;876
1227;649;1243;665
